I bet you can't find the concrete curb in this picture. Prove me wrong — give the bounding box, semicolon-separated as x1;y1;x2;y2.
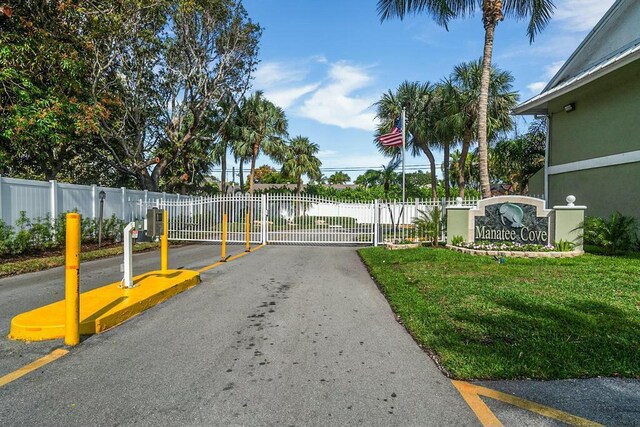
9;269;200;341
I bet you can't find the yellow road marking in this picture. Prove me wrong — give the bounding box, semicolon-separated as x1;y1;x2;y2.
197;244;265;273
0;348;69;387
453;381;502;426
452;380;603;427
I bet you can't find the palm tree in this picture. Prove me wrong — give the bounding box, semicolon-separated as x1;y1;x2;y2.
327;171;351;185
281;136;322;193
375;81;440;200
231;138;252;193
378;0;555;198
380;157;401;199
441;60;518;197
237;91;288;194
210;96;240;194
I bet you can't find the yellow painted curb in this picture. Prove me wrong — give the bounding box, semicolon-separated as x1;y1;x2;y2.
9;269;200;341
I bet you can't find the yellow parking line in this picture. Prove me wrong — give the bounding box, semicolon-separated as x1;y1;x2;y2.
0;348;69;387
453;381;503;426
453;380;603;427
197;244;265;273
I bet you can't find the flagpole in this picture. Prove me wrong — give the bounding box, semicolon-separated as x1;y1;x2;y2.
401;107;406;204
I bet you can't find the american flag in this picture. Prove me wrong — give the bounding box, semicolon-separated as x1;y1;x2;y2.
378;118;403;147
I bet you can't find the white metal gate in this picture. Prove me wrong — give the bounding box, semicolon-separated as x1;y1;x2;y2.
152;194;479;246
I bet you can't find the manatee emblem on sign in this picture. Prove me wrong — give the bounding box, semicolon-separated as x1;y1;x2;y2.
499;203;524;228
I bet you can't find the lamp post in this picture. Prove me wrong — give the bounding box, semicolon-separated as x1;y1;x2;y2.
98;190;106;248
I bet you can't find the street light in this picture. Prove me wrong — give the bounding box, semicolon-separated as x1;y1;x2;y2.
98;190;106;249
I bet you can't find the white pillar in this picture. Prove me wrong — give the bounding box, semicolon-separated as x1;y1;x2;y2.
261;194;267;244
91;184;98;219
373;199;379;247
50;180;58;230
121;187;127;221
123;222;135;288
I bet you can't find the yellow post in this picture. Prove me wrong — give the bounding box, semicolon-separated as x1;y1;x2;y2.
221;212;228;261
65;213;81;346
161;210;169;272
245;212;251;252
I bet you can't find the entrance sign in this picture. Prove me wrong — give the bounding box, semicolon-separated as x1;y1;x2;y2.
474;202;549;245
446;195;587;251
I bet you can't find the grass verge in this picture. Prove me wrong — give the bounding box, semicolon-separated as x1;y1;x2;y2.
0;242;161;278
358;246;640;380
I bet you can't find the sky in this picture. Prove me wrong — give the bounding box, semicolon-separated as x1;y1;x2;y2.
225;0;616;182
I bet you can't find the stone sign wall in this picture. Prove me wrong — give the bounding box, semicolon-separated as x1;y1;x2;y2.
474;202;549;245
446;195;587;251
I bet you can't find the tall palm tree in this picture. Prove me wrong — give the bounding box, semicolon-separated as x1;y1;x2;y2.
210;96;241;194
380;157;401;199
237;91;288;194
378;0;555;198
375;81;440;200
441;60;518;197
281;136;322;193
231;138;252;193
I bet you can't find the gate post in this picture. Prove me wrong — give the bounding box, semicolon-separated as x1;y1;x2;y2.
373;199;380;247
261;194;267;245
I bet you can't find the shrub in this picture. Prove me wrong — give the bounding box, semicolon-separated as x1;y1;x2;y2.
412;207;442;245
0;219;14;256
582;213;637;255
553;239;575;252
0;211;128;258
451;235;464;246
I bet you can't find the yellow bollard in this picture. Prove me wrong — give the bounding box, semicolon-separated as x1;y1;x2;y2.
221;213;228;261
65;213;81;346
245;213;251;252
161;210;169;272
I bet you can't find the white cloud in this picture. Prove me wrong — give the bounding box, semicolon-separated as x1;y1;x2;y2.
298;62;378;131
527;81;547;94
554;0;615;32
253;62;308;89
264;83;320;109
525;60;566;95
545;60;565;78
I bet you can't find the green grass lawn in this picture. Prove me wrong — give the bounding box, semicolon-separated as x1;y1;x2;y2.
0;242;161;278
358;246;640;380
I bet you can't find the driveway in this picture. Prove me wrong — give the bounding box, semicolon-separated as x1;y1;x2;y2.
0;246;478;426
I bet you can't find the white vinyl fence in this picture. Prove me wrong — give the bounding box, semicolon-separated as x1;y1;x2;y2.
151;194;482;246
0;175;195;228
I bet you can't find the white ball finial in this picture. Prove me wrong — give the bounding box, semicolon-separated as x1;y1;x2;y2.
566;195;576;206
455;197;463;206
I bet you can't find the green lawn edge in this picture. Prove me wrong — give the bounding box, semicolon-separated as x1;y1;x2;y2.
0;242;161;278
358;246;640;381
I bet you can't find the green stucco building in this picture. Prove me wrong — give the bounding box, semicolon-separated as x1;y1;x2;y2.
514;0;640;219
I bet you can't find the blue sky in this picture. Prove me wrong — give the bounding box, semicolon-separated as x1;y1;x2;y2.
234;0;615;181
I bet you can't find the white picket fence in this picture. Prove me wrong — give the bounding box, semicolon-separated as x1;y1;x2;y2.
151;194;482;246
0;175;195;228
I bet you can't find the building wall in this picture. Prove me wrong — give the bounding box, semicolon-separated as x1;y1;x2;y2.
545;59;640;218
548;59;640;165
527;169;544;197
548;162;640;218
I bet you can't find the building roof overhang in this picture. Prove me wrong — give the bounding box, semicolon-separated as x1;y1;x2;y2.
513;43;640;116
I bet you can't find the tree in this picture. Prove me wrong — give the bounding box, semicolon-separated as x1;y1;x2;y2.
355;170;384;188
281;136;322;193
327;171;350;185
378;0;555;197
375;81;440;199
491;118;546;193
380;158;401;199
450;149;480;194
237;91;288;194
441;60;518;197
0;1;99;182
85;0;260;191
